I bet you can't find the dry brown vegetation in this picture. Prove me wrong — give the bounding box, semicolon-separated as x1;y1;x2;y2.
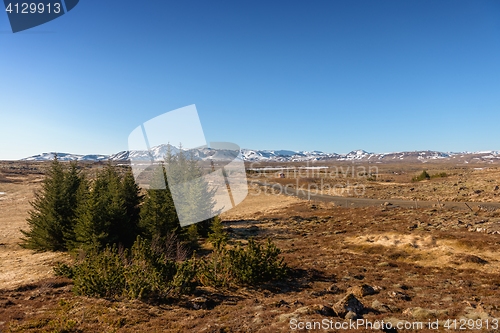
249;161;500;203
1;161;500;332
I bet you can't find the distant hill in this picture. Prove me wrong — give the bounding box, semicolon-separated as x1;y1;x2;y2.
21;144;500;163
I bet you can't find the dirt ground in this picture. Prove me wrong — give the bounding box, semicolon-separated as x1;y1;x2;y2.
1;161;500;332
0;164;68;291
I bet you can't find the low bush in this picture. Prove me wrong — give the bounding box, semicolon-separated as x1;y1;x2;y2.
229;238;288;285
199;238;287;288
72;245;126;298
412;170;430;182
55;236;197;301
431;172;448;178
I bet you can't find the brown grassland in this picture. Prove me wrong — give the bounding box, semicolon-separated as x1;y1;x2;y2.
1;160;500;332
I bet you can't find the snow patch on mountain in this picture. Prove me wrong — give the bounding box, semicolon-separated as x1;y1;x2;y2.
20;146;500;163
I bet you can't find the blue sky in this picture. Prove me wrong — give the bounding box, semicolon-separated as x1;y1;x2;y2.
1;0;499;160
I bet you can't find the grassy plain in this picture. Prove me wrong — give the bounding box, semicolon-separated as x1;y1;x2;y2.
1;160;500;332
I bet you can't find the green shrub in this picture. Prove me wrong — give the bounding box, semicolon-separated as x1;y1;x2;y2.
412;170;431;182
72;245;126;298
61;236;197;301
53;262;75;279
431;172;448;178
199;238;287;288
229;238;287;285
208;216;228;249
169;258;198;295
198;246;233;288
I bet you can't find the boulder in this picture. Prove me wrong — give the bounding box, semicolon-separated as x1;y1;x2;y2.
333;293;364;318
348;284;376;298
189;297;209;310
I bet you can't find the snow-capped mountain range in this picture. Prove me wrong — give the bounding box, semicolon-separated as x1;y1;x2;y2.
20;145;500;163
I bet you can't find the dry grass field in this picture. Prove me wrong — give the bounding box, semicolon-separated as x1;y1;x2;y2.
1;161;500;332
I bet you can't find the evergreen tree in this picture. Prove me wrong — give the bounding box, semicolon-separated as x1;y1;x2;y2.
21;158;83;251
167;148;217;237
208;216;227;249
120;170;143;247
74;164;129;249
60;162;85;245
139;163;180;240
139;145;218;244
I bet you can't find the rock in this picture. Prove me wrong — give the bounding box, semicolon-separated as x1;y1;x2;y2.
277;305;319;322
388;290;411;301
315;305;336;317
295;306;317;315
393;284;409;290
189;297;209;310
327;284;342;294
310;290;327;297
454;254;488;265
0;299;15;307
371;300;390;313
345;311;357;320
403;307;448;320
348;284;377;298
383;202;392;206
271;299;289;307
333;293;364;318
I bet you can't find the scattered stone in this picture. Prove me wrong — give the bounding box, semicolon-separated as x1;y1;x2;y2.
393;284;409;290
462;303;490;321
371;300;390;313
189;297;209;310
310;290;327;297
272;299;289;307
333;293;364;318
345;311;357;320
315;304;336;317
277;306;318;323
348;284;376;298
454;254;488;265
403;307;448;320
294;306;317;315
327;284;341;294
388;290;410;301
0;299;15;308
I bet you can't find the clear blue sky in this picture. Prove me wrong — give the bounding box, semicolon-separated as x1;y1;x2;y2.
1;0;499;160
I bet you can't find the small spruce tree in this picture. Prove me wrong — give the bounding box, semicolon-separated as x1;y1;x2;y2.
21;158;84;251
73;163;135;249
139;163;180;240
208;216;227;249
